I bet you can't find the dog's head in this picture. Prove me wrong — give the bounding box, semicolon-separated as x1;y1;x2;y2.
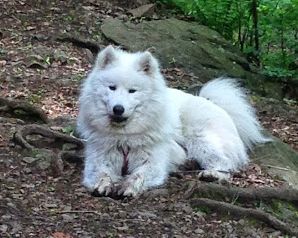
84;45;167;133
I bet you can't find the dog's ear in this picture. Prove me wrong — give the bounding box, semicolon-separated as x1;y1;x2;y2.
95;45;116;69
138;51;159;76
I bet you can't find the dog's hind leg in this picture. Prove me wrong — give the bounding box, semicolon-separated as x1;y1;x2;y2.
185;136;248;182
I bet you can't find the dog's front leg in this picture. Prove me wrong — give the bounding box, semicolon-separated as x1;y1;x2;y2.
82;143;121;196
118;144;172;197
118;172;146;197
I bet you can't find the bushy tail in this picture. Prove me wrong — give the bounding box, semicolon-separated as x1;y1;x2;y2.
199;77;271;150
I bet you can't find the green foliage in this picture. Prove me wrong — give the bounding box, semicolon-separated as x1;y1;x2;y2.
160;0;298;80
262;66;296;78
62;125;75;135
0;47;7;56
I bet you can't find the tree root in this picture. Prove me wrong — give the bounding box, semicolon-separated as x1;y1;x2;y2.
58;150;84;164
0;97;48;123
30;33;100;63
14;124;84;151
184;182;298;204
190;198;298;236
56;35;100;55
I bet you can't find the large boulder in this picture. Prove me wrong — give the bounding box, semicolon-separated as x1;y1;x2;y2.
101;18;264;90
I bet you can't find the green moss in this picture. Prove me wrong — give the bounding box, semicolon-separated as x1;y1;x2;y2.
258;199;298;224
28;94;42;104
246;218;259;226
194;206;210;214
28;89;46;104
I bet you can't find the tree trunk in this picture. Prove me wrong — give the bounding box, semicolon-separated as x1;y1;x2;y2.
251;0;260;66
280;16;286;67
223;0;234;39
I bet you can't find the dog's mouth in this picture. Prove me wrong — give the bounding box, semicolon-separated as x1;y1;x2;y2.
110;115;128;124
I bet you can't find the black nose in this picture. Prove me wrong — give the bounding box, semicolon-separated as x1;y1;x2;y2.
113;105;125;116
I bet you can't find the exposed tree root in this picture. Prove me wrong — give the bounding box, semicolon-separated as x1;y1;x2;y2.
59;150;84;164
56;35;100;55
31;33;100;55
190;198;298;237
14;124;85;167
184;182;298;204
0;97;48;123
14;124;84;151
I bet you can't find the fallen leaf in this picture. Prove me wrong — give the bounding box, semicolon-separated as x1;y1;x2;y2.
52;232;73;238
26;26;36;31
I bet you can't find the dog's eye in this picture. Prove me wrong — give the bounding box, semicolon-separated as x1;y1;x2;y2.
128;89;137;93
109;86;116;91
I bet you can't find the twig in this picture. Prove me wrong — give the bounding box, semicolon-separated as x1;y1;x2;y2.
172;170;201;174
184;181;197;199
263;164;291;171
170;170;200;178
54;210;101;215
190;198;298;236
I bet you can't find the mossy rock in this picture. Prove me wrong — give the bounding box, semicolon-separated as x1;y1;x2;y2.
251;137;298;189
102;18;253;79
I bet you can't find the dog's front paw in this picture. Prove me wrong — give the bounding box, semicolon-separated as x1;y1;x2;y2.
93;176;115;196
118;174;145;197
198;170;230;182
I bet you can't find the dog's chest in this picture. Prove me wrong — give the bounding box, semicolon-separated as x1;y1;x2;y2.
116;144;149;176
118;146;130;176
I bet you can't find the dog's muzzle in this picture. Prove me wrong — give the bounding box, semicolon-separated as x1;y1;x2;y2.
110;115;128;123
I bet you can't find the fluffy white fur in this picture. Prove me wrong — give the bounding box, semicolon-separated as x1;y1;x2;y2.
77;46;270;197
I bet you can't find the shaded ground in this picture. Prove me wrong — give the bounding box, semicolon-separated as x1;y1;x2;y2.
0;1;297;237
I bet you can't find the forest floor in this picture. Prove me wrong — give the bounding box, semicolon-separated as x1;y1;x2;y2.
0;0;297;237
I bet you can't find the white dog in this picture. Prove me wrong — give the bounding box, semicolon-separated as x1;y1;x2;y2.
77;46;269;197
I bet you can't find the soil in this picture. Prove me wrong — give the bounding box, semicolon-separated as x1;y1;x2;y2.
0;1;297;237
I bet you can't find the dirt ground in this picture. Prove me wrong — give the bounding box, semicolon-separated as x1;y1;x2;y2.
0;1;297;237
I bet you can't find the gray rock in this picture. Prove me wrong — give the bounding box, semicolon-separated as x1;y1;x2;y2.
251;137;298;189
0;224;8;233
62;214;76;222
128;4;155;18
35;149;55;170
101;18;259;83
22;157;40;164
194;228;204;234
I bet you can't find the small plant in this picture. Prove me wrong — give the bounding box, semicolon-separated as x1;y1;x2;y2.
62;125;75;135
